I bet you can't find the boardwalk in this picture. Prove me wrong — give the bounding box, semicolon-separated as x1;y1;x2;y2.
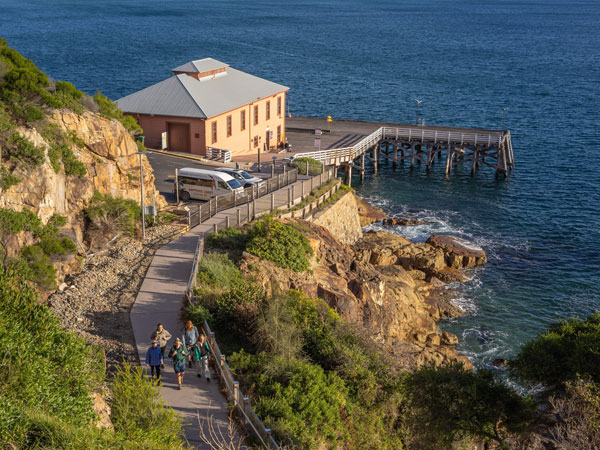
130;173;316;448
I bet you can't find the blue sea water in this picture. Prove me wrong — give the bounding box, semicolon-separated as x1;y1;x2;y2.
2;0;599;368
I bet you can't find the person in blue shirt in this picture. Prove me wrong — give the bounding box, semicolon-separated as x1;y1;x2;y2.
181;320;199;368
145;340;163;383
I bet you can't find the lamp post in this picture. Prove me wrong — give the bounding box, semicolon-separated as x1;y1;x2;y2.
502;107;508;131
135;150;151;240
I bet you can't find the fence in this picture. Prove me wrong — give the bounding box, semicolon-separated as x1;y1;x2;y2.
183;167;336;448
291;126;508;167
186;169;299;229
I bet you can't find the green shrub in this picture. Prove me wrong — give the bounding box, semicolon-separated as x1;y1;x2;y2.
290;157;322;175
511;312;600;390
85;191;141;237
51;80;85;113
6;132;45;166
206;226;248;252
110;363;183;448
196;252;245;293
182;302;213;327
41;124;87;176
23;104;44;122
93;91;142;135
229;351;349;448
246;216;313;272
403;362;533;448
0;267;105;447
19;244;57;290
0;166;20;190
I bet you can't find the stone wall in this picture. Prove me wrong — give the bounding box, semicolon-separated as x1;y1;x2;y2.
310;191;363;245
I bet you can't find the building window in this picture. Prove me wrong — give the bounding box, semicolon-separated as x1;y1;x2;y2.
211;121;217;144
277;96;282;116
277;125;281;143
226;115;232;137
266;101;270;120
241;110;246;131
253;105;258;125
253;136;258;148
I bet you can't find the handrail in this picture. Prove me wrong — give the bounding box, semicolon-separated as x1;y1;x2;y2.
292;126;509;166
185;168;335;449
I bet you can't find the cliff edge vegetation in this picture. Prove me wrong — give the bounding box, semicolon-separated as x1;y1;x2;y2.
0;41;183;448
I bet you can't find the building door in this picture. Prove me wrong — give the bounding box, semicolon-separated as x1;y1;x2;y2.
167;123;190;152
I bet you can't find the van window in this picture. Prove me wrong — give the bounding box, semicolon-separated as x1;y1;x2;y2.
227;179;242;189
217;181;229;190
197;178;212;187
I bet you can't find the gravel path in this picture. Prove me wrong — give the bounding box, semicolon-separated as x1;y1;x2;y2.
48;223;187;370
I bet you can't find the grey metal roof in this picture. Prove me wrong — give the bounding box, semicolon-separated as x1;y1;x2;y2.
172;58;229;73
117;62;289;119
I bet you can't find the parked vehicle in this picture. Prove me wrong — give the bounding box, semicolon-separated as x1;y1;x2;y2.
175;168;244;201
215;168;265;188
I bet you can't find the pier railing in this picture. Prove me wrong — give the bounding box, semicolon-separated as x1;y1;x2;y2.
292;126;508;166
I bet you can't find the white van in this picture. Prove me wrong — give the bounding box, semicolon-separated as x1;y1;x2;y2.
175;168;244;201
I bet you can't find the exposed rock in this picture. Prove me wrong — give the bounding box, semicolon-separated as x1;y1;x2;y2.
90;392;113;430
493;358;509;368
383;217;427;227
441;331;459;346
355;196;387;226
0;110;167;288
426;333;441;346
426;234;487;269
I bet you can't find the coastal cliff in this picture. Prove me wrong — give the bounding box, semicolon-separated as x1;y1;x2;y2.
239;190;486;370
1;110;164;251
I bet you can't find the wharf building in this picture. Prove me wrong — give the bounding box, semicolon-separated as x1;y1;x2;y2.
117;58;288;157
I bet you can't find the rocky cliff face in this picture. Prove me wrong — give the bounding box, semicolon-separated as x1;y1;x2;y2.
0;111;164;248
240;193;487;370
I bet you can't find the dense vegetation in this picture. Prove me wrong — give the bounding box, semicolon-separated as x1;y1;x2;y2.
0;267;183;449
191;246;537;449
0;208;77;291
209;216;313;272
511;312;600;390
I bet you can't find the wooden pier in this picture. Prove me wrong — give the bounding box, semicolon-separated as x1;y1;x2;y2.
284;118;514;184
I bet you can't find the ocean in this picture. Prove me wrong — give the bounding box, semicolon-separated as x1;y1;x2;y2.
2;0;599;369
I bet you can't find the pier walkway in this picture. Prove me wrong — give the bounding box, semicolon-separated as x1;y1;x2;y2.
283;117;514;179
130;169;331;448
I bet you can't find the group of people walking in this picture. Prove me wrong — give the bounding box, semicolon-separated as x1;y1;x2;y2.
145;320;211;390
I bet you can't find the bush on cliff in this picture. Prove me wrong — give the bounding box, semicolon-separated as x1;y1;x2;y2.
246;216;313;272
229;350;349;448
228;290;405;449
511;312;600;390
93;91;142;135
85;191;141;240
0;209;77;291
402;362;534;448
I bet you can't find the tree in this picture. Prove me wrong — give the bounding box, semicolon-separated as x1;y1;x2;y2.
510;312;600;390
402;362;533;448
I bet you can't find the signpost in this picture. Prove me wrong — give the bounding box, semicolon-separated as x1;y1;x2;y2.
327;115;332;132
161;132;167;150
314;127;322;150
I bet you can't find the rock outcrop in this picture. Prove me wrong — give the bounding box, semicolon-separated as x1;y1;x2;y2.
0;110;165;260
240;218;478;370
354;196;387;226
426;234;487;269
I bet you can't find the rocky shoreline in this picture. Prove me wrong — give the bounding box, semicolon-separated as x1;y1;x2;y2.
240;193;487;370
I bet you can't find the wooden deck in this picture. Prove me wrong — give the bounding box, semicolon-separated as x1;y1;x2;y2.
283;117;514;179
